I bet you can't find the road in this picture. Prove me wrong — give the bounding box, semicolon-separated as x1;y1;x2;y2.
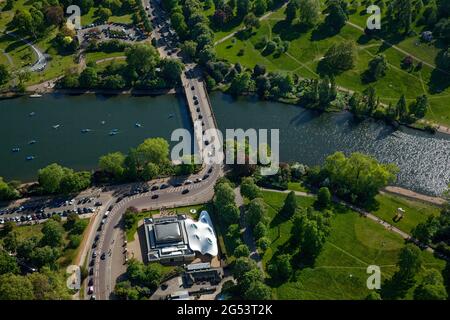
88;0;224;300
5;31;46;72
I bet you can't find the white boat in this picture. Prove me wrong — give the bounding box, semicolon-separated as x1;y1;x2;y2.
12;147;20;152
29;93;42;98
135;123;142;128
81;129;92;133
28;140;37;145
29;112;36;116
52;124;61;129
26;156;35;161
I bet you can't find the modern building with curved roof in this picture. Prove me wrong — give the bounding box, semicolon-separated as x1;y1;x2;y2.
144;211;218;264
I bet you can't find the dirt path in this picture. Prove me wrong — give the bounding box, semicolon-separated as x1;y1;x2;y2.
382;186;446;206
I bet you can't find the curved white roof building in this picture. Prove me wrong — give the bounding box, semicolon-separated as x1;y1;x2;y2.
185;211;218;257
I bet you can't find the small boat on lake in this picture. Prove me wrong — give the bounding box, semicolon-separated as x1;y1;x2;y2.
28;140;37;145
135;123;142;128
101;121;106;125
168;113;174;118
26;156;35;161
81;129;92;133
52;124;61;129
109;129;119;136
29;112;36;117
29;93;42;98
12;147;20;153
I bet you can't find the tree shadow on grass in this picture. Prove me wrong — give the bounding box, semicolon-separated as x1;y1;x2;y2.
311;23;340;42
272;20;309;41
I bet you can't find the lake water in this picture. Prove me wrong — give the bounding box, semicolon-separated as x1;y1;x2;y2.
1;92;449;196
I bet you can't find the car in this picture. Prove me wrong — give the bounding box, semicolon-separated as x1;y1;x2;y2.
185;180;193;185
160;184;168;189
173;182;182;187
90;259;95;267
88;278;94;286
151;185;159;191
193;95;198;100
101;218;106;225
89;268;94;276
151;194;159;200
108;205;114;211
92;252;97;258
101;253;106;260
182;189;189;195
104;211;110;217
194;100;199;105
94;201;102;206
90;295;96;300
88;286;94;294
191;86;195;90
116;196;124;203
203;174;210;180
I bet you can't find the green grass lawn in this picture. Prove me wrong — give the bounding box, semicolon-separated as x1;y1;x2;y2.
287;182;309;193
371;193;441;234
214;5;450;127
0;0;29;31
81;8;133;26
0;34;35;70
260;190;446;300
85;51;126;65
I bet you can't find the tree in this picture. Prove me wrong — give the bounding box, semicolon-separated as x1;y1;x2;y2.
414;269;447;300
114;280;140;300
38;163;65;194
325;2;348;33
243;281;271;300
136;138;170;166
99;152;126;180
409;95;429;119
0;251;19;275
0;273;34;300
291;214;328;261
240;177;261;200
45;6;64;26
234;244;250;258
237;0;251;17
222;203;240;225
30;246;60;269
285;0;298;22
365;291;382;300
253;221;267;240
97;7;112;22
281;191;297;218
41;220;64;247
125;44;160;79
28;268;71;300
396;94;409;121
142;162;159;181
246;198;268;228
268;254;292;281
0;177;20;200
316;187;331;209
101;75;126;90
161;58;183;87
214;181;235;209
298;0;321;27
229;72;252;96
321;41;356;74
0;64;10;86
363;54;388;82
59;171;91;194
243;13;260;30
180;40;197;60
254;0;268;16
398;244;422;278
78;67;98;88
233;257;257;281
